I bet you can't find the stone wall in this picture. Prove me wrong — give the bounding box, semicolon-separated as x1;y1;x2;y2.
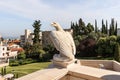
80;60;113;70
42;31;52;47
60;75;87;80
113;61;120;72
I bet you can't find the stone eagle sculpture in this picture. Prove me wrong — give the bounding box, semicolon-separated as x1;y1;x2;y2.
49;22;76;61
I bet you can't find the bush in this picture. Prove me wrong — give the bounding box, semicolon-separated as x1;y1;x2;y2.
97;37;106;45
77;37;97;57
24;58;36;64
17;51;26;60
39;49;46;59
39;49;52;62
10;60;19;66
74;35;82;46
95;36;117;57
18;59;26;65
43;45;58;61
9;58;37;66
109;35;117;41
40;53;52;62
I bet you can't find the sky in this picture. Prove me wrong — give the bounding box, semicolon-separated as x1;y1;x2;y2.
0;0;120;38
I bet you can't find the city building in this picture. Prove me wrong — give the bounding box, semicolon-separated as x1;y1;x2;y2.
20;29;42;46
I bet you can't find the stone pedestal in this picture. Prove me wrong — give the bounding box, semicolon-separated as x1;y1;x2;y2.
52;59;80;68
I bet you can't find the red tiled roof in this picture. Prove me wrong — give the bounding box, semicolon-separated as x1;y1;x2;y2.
11;48;24;52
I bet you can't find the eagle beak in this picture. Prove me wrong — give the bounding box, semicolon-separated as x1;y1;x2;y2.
51;22;55;27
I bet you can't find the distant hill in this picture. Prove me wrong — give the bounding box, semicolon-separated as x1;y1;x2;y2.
3;36;19;40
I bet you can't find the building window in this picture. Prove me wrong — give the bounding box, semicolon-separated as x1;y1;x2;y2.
6;52;9;56
3;53;4;56
7;47;10;50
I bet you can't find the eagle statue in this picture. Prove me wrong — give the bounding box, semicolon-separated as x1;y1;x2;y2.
49;22;76;61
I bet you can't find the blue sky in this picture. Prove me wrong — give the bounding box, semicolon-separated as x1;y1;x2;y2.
0;0;120;38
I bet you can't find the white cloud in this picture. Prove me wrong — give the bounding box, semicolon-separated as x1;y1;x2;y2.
0;0;120;37
0;0;49;19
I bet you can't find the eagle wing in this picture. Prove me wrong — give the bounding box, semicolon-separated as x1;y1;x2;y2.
49;31;75;59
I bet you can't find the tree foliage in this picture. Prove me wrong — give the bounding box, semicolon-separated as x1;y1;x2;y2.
32;20;41;45
109;18;117;36
114;43;120;62
23;20;43;60
96;36;117;57
71;18;94;36
101;19;106;34
17;51;26;59
71;18;119;58
106;20;108;34
77;37;97;57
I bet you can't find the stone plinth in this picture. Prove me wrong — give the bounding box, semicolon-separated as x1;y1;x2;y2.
52;59;80;68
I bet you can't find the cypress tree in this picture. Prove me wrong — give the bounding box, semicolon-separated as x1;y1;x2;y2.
95;19;98;33
75;22;78;36
111;18;115;35
32;20;42;58
101;19;106;34
78;18;85;34
71;22;76;37
79;18;83;28
32;20;41;45
87;23;94;33
109;24;112;36
106;20;108;34
114;22;117;35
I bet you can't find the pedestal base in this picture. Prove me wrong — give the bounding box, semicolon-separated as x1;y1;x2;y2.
52;59;80;68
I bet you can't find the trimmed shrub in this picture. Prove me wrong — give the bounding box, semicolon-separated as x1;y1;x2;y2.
18;59;26;65
10;60;19;66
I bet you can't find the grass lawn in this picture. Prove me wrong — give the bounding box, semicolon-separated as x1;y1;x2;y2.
0;62;51;78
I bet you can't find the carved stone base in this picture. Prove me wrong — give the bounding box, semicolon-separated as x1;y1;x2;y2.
53;54;72;62
52;59;80;68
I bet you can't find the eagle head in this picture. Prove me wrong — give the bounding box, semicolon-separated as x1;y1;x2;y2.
51;22;63;31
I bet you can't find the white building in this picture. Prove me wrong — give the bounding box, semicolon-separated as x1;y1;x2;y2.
0;46;17;59
20;29;42;46
0;46;7;58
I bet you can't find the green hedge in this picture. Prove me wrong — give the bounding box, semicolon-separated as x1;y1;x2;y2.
9;58;37;66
